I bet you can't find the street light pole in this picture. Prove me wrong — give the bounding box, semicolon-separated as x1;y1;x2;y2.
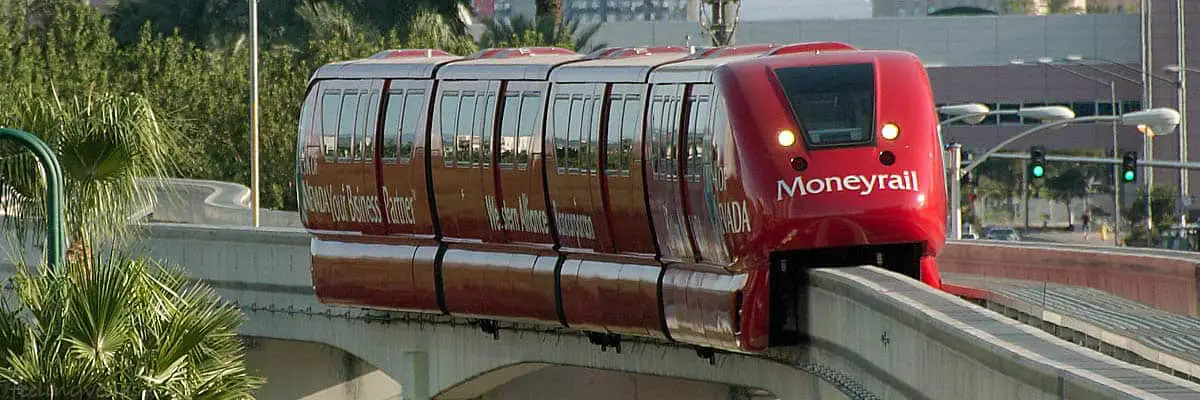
1112;82;1121;244
250;0;260;227
949;143;962;240
1177;0;1189;227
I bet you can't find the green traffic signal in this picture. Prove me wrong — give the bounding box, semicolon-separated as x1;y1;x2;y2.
1029;145;1046;179
1121;151;1137;182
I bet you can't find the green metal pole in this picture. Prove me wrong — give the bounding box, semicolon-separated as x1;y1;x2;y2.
0;128;65;271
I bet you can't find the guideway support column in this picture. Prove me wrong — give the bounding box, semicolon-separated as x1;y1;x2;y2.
400;351;430;400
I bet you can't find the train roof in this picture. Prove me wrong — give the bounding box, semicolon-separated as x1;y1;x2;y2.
437;47;584;80
550;46;692;83
649;41;862;83
312;49;461;80
310;42;865;83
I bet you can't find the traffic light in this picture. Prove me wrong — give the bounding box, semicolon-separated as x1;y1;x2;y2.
1121;151;1137;182
1029;146;1046;178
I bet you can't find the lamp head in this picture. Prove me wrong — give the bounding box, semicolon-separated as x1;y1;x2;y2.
1121;108;1181;137
938;103;990;124
1018;106;1076;123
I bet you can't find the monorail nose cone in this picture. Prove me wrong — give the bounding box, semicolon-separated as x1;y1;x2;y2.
813;217;870;247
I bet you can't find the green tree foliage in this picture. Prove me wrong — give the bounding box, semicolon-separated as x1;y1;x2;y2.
1;0;584;214
1001;0;1034;14
973;158;1023;223
1046;0;1082;14
1123;185;1180;245
0;252;262;398
536;0;564;26
1039;148;1113;220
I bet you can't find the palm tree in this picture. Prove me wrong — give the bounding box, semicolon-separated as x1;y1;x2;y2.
0;251;262;398
0;91;177;264
536;0;564;26
479;14;606;53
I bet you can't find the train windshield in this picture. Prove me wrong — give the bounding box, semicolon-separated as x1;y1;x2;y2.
774;63;875;147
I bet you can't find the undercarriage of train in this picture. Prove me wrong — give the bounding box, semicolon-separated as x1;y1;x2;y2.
767;243;923;346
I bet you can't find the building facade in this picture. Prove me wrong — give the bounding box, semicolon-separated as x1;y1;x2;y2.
873;0;1095;16
583;0;1200;212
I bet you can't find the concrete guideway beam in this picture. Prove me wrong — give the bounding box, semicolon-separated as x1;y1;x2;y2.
25;222;1197;399
122;224;837;400
805;267;1200;399
239;309;822;400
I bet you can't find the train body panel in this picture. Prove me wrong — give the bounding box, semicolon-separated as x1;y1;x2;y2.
295;43;946;354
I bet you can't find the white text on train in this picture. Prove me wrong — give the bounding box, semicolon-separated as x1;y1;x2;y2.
381;186;417;225
776;171;920;200
552;201;596;240
485;194;551;234
718;200;752;233
300;181;417;225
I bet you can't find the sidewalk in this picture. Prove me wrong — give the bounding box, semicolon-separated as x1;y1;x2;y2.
1019;229;1117;246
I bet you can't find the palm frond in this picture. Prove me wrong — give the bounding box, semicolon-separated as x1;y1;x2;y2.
0;91;177;255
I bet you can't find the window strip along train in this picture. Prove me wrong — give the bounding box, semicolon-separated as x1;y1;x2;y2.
296;42;946;354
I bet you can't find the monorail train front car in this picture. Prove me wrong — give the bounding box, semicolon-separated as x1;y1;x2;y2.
717;50;946;287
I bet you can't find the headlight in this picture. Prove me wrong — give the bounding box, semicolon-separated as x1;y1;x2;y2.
778;130;796;146
881;123;899;140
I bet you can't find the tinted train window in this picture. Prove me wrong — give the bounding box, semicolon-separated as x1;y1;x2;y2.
567;96;585;174
440;91;459;165
686;93;711;183
581;95;599;175
321;90;340;160
553;96;570;173
516;93;540;169
648;96;666;178
619;97;641;176
500;93;521;166
356;92;374;160
382;91;404;160
457;92;478;167
774;63;874;147
399;91;423;163
480;92;497;167
605;96;625;175
338;92;359;160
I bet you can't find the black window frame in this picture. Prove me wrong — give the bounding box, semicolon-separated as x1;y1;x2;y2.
772;63;877;149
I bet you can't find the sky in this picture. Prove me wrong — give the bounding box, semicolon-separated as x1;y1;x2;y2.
739;0;872;20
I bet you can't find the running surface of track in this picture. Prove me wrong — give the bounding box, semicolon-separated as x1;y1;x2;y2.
945;272;1200;381
807;267;1200;399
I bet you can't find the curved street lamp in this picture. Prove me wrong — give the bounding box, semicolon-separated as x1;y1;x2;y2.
939;103;1076;127
948;107;1182;240
961;108;1178;175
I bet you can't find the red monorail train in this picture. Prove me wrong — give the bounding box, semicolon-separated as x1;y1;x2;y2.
295;42;946;354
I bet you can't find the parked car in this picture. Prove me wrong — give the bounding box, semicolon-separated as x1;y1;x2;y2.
985;227;1020;241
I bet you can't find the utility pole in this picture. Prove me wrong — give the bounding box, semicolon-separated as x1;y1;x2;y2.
1177;0;1189;227
1142;0;1155;230
250;0;260;227
699;0;740;46
1111;83;1121;245
1023;160;1030;229
949;143;962;240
